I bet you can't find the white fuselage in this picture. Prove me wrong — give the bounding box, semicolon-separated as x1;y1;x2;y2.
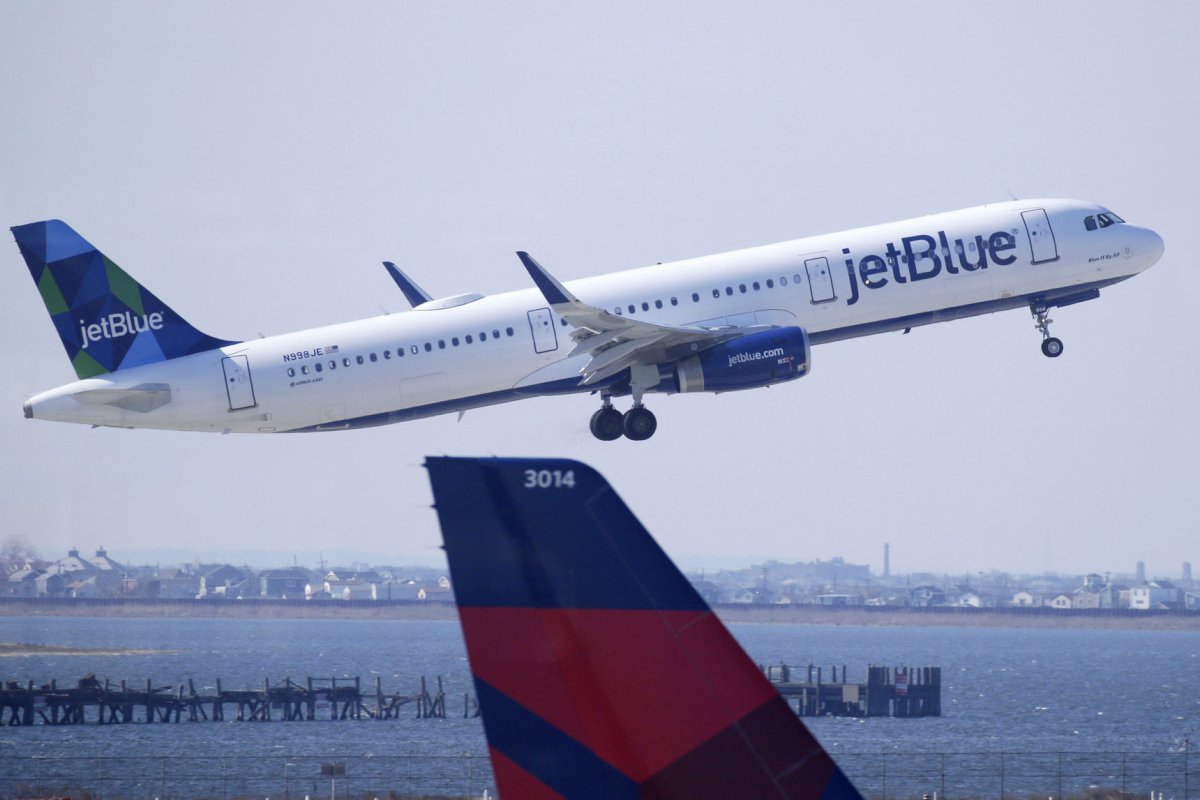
24;199;1163;433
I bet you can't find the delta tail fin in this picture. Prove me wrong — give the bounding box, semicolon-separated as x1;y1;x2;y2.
426;456;864;800
11;220;236;379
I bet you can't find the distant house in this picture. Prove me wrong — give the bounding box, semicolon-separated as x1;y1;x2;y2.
1072;590;1101;609
815;594;864;606
6;568;40;598
1049;594;1073;610
142;568;201;599
259;568;312;599
199;565;249;599
1011;591;1042;607
1131;581;1182;610
35;573;67;598
909;585;946;607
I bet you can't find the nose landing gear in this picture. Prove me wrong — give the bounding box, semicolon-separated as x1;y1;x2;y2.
1031;304;1064;358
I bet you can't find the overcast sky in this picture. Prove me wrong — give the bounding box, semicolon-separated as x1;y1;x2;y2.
1;1;1196;579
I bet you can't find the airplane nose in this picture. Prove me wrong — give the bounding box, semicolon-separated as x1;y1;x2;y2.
1146;228;1165;262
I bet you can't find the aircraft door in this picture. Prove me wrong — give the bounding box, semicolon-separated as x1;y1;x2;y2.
804;257;836;303
221;355;257;410
527;308;558;353
1021;209;1059;264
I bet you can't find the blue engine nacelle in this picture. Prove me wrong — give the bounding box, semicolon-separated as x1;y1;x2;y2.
673;326;810;393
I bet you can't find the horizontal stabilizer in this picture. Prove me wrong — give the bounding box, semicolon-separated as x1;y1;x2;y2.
427;456;864;800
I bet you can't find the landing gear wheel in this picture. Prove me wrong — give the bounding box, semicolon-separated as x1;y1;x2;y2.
622;406;657;441
589;406;624;441
1041;337;1064;358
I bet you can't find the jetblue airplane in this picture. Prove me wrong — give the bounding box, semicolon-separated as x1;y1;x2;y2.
427;454;864;799
12;199;1163;440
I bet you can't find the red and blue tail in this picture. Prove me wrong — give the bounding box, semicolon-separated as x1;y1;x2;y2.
426;456;864;800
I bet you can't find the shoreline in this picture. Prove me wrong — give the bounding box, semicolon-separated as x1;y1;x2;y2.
1;599;1196;630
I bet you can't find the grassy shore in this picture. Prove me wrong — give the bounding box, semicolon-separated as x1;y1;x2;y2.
0;598;1196;630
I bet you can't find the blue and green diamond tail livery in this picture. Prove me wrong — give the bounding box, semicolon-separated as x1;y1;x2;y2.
11;220;236;379
426;456;865;800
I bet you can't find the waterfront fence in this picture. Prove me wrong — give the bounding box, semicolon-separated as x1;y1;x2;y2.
0;750;1195;799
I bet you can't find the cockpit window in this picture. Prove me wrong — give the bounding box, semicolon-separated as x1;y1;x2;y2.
1085;212;1125;231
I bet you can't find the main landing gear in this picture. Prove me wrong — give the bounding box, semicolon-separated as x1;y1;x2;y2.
589;392;658;441
1031;304;1064;358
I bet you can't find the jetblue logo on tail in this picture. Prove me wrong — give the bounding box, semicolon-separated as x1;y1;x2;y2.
79;312;164;349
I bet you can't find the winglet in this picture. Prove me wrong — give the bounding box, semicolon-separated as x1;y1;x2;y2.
517;251;579;306
382;261;433;308
426;455;864;800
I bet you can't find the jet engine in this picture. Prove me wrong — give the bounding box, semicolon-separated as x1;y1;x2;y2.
673;327;810;393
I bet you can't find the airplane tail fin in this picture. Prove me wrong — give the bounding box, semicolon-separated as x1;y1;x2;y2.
427;456;864;800
11;220;236;379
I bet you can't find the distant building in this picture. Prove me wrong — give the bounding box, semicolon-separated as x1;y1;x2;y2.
1011;591;1042;607
1072;590;1101;609
908;585;946;607
1130;581;1182;610
259;568;311;599
1049;594;1073;610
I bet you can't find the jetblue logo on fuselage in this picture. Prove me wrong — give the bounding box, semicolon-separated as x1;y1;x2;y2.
78;311;164;349
842;229;1018;306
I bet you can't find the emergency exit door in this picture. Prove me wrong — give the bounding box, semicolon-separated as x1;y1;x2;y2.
527;308;559;353
222;355;257;410
1022;209;1059;264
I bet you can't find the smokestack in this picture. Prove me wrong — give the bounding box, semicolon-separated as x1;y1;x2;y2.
1184;561;1193;583
883;542;891;579
1136;561;1146;583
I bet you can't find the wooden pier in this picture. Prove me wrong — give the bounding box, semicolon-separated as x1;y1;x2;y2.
761;663;941;718
0;673;465;726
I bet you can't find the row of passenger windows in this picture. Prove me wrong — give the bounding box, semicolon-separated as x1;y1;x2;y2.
286;326;516;377
610;273;806;317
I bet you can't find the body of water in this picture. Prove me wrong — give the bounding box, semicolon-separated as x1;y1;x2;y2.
0;615;1195;798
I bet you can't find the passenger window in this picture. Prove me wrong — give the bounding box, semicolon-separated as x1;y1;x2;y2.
614;307;623;315
692;292;700;302
766;279;774;288
328;360;336;369
1085;216;1097;231
424;342;432;352
738;284;746;293
969;242;976;251
793;273;802;283
655;299;663;309
356;355;364;365
287;367;295;377
301;365;309;375
410;345;418;354
780;276;788;286
712;289;720;298
438;340;446;349
466;334;473;343
315;362;323;373
628;304;636;314
343;357;351;367
480;332;488;341
505;327;514;336
492;329;500;338
670;297;678;306
451;337;459;347
725;286;733;296
369;353;378;362
396;348;404;357
560;318;568;326
752;281;760;291
383;350;391;359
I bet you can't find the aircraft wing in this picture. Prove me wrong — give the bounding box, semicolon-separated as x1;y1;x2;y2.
518;251;761;385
